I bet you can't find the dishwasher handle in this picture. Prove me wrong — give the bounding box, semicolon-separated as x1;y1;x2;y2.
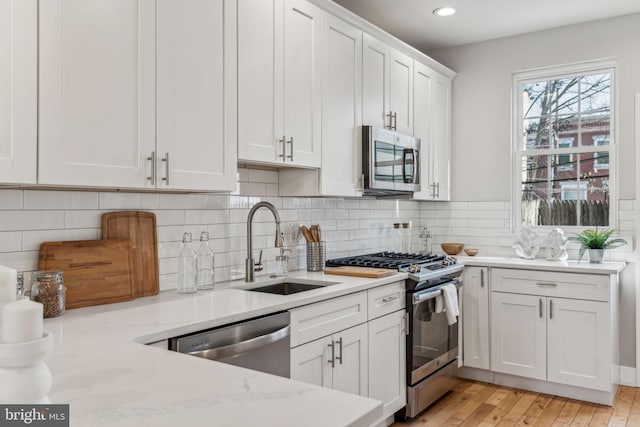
188;324;290;360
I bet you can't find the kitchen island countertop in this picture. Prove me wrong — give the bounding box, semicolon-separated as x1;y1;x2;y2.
41;270;408;427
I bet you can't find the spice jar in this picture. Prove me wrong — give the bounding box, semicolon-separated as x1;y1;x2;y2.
31;271;65;318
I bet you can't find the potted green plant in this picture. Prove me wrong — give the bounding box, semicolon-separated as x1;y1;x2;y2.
568;228;627;263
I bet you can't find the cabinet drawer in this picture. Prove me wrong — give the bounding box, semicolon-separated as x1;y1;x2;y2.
290;291;368;347
492;268;609;302
368;281;405;320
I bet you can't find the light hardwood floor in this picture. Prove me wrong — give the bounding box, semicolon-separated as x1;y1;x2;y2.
391;379;639;427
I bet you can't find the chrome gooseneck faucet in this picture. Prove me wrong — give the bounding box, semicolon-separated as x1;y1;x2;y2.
245;201;284;282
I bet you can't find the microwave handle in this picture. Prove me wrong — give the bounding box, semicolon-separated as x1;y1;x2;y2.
402;148;417;184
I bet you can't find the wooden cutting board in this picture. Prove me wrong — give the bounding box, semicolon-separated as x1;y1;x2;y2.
38;239;135;309
101;211;159;297
324;267;397;278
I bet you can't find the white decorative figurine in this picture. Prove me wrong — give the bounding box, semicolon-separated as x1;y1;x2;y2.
513;228;542;259
545;228;568;261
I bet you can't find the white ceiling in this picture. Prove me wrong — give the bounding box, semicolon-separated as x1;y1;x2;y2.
333;0;640;52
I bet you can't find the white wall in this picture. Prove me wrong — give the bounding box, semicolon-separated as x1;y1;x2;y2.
428;13;640;369
429;12;640;201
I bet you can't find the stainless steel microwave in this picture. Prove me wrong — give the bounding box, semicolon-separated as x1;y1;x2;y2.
362;126;420;195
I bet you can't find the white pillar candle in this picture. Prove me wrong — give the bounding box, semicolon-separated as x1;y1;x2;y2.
0;266;17;303
1;300;43;344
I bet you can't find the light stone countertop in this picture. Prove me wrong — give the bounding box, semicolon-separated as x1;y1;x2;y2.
455;255;626;274
40;270;408;427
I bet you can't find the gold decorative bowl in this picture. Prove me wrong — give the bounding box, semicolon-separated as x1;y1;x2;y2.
441;243;464;255
464;248;479;256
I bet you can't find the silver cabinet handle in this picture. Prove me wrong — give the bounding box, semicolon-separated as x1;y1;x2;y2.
161;152;170;186
549;300;553;319
187;324;290;360
405;312;410;336
539;298;543;318
286;136;293;161
435;182;440;198
147;151;156;185
480;269;485;287
335;337;343;365
328;340;335;368
430;183;437;198
278;136;286;160
537;282;558;287
392;111;397;130
381;295;398;303
386;111;393;129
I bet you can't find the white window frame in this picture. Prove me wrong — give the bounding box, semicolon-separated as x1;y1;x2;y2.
556;137;574;171
511;59;617;231
593;135;610;169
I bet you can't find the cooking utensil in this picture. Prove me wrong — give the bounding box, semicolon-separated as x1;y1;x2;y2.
324;267;396;278
101;211;159;297
38;239;134;309
300;225;313;242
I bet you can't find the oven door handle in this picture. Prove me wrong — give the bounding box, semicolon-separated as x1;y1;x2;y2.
411;279;461;305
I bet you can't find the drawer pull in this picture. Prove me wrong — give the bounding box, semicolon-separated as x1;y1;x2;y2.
549;300;553;319
536;282;558;287
381;295;398;304
539;298;543;318
328;341;335;368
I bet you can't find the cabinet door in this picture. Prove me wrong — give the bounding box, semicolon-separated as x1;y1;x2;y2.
462;267;490;370
389;49;413;135
283;0;321;167
156;0;237;191
412;61;433;200
291;336;334;389
491;292;546;380
320;13;362;196
237;0;283;165
333;323;368;396
368;310;406;418
547;298;610;391
0;0;36;184
39;0;156;188
362;33;389;129
430;73;451;200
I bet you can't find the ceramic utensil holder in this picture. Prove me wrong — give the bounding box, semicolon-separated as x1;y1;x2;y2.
306;241;326;272
0;331;53;403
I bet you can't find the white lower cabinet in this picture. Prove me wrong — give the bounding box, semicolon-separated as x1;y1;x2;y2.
461;267;490;370
291;323;368;396
290;282;407;422
368;310;406;420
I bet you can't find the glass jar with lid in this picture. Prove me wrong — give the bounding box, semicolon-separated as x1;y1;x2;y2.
31;271;66;318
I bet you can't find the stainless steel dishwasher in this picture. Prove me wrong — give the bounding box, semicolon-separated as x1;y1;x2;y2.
169;311;290;378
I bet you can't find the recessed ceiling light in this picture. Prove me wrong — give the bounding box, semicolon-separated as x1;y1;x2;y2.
433;6;456;17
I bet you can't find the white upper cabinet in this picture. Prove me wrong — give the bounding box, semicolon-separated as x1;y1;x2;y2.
238;0;321;168
362;33;413;134
0;0;37;184
319;13;362;196
156;0;237;191
39;0;156;188
413;62;451;201
38;0;236;191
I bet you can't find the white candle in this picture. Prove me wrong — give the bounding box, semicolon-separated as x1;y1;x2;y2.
0;266;17;303
1;299;43;344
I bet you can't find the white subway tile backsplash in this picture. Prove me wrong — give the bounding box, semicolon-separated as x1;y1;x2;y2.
0;232;22;253
158;194;209;210
24;190;98;210
185;210;229;225
0;190;23;210
64;210;106;229
248;169;278;184
98;193;144;209
23;229;98;251
153;210;186;226
0;211;65;231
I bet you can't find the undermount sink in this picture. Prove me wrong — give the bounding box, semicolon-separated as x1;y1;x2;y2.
240;278;340;295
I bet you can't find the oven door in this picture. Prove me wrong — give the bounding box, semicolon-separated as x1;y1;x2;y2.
363;126;420;193
407;281;461;385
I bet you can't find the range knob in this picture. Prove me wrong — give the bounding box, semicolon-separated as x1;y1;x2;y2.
442;256;457;266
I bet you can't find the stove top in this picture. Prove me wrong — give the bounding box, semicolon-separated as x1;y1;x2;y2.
325;251;464;287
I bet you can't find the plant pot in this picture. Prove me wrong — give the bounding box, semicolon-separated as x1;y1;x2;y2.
588;249;604;263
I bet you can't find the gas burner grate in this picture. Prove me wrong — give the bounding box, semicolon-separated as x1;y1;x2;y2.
325;252;446;270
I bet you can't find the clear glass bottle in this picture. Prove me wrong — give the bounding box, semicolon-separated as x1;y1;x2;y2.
392;223;403;252
196;231;215;290
177;232;197;294
402;222;412;253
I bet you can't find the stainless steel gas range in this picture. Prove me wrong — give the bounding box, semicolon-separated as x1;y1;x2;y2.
326;252;464;419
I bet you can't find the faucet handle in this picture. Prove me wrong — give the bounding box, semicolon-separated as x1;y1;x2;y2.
254;249;264;272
